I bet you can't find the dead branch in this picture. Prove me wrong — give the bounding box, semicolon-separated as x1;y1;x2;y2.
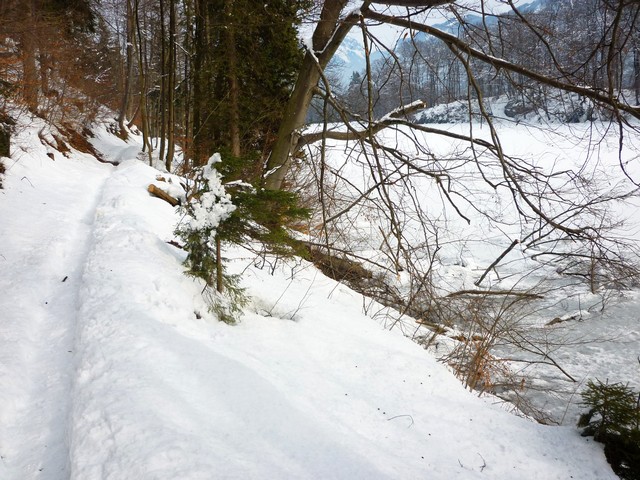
147;184;179;206
474;239;520;287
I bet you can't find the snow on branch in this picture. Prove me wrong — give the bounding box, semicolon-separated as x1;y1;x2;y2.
296;100;426;151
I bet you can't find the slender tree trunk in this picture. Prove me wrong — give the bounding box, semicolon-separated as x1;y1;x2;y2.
159;0;167;162
133;0;153;165
215;236;223;293
192;0;209;166
180;0;193;171
225;0;241;157
118;0;135;139
634;47;640;105
22;0;38;112
165;0;176;171
224;0;241;158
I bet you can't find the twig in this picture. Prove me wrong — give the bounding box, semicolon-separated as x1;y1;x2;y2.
477;453;487;472
474;239;520;287
21;176;34;187
386;414;414;427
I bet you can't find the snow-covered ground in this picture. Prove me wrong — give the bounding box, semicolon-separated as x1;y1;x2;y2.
0;113;628;479
298;118;640;426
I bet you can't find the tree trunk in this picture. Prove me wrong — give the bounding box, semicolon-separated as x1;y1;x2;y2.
22;0;38;112
264;0;455;190
191;0;209;166
165;0;176;171
634;47;640;106
215;236;223;293
133;0;152;165
0;125;10;157
264;0;366;190
118;0;135;139
159;0;167;162
225;0;241;158
181;0;193;171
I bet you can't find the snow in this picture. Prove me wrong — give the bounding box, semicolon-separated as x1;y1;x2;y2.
299;118;640;424
0;113;624;479
179;153;235;232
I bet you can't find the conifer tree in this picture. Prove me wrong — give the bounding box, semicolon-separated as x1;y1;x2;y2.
190;0;307;172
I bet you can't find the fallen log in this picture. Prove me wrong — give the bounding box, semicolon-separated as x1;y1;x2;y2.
147;184;180;206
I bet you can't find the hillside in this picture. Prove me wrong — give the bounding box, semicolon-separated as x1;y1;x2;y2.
0;110;622;479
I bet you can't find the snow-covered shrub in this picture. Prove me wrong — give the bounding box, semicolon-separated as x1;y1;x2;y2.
175;153;239;322
579;379;640;480
176;153;236;284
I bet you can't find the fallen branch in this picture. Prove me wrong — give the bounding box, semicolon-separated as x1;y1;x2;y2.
295;100;426;152
147;184;180;206
447;289;543;300
474;239;520;287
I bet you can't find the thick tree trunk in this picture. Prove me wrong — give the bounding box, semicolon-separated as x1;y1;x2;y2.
264;0;365;190
264;0;454;190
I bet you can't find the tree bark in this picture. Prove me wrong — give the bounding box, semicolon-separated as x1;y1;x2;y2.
225;0;241;158
133;0;153;165
147;184;180;206
22;0;38;112
264;0;457;190
215;236;223;293
159;0;167;162
165;0;176;171
191;0;209;166
264;0;367;190
0;125;10;157
118;0;135;138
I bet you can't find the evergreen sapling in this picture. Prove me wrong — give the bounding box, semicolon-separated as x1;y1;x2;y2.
175;153;242;323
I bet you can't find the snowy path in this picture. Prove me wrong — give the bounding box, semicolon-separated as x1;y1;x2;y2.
0;146;112;478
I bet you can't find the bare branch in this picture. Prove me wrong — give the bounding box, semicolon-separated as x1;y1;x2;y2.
362;9;640;121
370;0;453;6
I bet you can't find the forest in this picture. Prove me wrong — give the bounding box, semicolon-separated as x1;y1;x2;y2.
2;0;639;167
1;1;640;479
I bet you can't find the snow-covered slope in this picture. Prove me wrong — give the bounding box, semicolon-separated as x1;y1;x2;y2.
0;115;618;479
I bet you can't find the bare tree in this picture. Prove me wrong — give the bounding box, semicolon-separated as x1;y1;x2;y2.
269;1;640;409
